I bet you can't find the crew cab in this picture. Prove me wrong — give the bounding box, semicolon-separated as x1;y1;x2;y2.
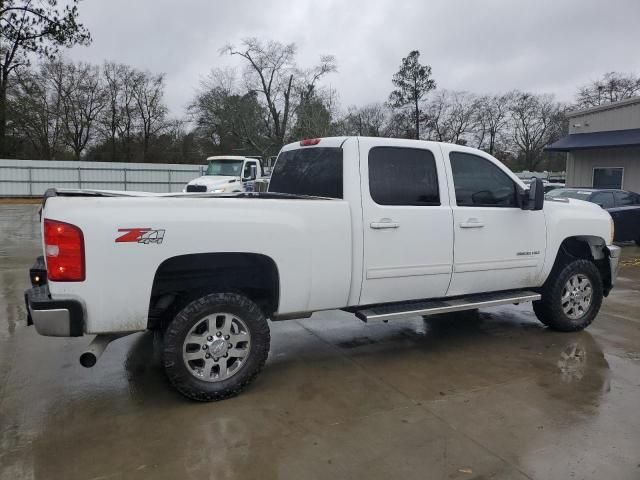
184;156;264;193
25;137;621;401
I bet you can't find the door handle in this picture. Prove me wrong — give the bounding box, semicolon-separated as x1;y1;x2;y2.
460;219;484;228
370;219;400;229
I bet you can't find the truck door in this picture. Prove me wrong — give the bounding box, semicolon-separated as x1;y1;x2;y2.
359;138;454;305
242;160;259;192
442;146;546;296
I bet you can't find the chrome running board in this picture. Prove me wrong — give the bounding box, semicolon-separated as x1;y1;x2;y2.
355;290;541;323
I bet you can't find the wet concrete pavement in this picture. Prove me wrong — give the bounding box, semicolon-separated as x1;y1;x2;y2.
0;204;639;480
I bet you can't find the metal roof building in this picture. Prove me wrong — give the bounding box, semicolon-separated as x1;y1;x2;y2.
546;96;640;192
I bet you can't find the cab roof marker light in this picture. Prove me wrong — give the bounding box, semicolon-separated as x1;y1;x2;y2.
300;138;321;146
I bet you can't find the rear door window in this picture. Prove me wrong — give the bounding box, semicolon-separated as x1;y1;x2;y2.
614;191;639;206
268;147;343;198
368;147;439;206
590;191;615;208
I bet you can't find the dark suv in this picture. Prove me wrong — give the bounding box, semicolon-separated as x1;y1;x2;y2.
547;188;640;244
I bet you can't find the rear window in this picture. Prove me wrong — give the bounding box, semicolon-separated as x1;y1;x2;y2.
547;190;592;201
268;147;343;198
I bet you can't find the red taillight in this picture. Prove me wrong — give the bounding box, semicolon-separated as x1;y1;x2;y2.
44;219;85;282
300;138;321;146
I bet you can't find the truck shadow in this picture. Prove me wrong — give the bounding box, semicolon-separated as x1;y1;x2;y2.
18;308;612;479
118;307;611;409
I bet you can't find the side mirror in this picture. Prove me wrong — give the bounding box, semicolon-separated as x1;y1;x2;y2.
522;177;544;211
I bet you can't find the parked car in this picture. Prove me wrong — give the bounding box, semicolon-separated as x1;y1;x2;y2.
547;188;640;245
184;156;264;193
26;137;620;401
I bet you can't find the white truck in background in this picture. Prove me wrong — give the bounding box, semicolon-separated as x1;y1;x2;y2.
26;137;621;401
184;156;264;193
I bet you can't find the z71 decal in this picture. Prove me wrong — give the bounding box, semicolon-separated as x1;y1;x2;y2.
116;228;165;244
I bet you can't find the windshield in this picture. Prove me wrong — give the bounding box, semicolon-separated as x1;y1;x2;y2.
546;189;592;200
205;159;244;176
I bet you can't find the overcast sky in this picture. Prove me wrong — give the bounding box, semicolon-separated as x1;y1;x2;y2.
66;0;640;117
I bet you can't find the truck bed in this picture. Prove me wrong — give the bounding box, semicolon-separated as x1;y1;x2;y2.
41;190;353;333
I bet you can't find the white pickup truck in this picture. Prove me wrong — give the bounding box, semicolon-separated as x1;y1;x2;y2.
25;137;621;401
184;156;264;193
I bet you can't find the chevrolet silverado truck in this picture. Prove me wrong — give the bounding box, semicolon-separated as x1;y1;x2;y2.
25;137;621;401
184;156;264;193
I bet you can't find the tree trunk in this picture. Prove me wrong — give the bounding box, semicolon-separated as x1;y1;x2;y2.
414;97;420;139
0;76;7;157
110;111;117;161
142;133;149;162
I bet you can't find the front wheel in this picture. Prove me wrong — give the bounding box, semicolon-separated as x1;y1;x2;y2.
533;259;603;332
163;292;270;401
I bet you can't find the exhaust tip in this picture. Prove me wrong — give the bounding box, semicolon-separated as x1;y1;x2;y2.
79;352;97;368
79;333;128;368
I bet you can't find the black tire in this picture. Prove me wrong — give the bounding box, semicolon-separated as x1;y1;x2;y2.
533;259;603;332
163;292;270;401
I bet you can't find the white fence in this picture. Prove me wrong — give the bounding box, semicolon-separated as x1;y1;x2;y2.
0;159;206;196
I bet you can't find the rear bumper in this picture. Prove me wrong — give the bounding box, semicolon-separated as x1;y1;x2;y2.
607;245;622;287
25;285;84;337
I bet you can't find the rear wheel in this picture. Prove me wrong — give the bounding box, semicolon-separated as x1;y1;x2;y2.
163;292;270;401
533;259;603;332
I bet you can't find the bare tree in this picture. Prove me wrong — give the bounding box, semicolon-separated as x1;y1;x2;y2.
445;91;478;144
424;90;478;144
132;71;167;162
11;60;66;158
101;62;129;161
384;109;415;139
222;38;336;151
296;55;337;108
509;92;564;171
115;66;139;161
189;68;269;156
0;0;90;155
474;92;514;154
223;39;296;150
59;62;107;160
576;72;640;108
341;103;387;136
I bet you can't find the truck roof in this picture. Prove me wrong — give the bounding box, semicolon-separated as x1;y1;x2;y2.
280;136;512;153
205;156;250;161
